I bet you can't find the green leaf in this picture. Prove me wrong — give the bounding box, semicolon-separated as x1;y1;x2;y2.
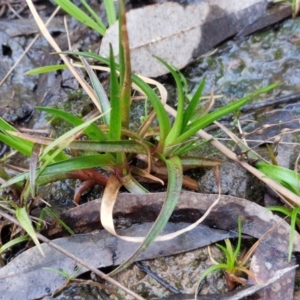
195;263;229;297
16;207;44;256
256;162;300;195
80;57;111;125
118;0;132;130
0;132;32;157
155;57;185;147
104;0;117;26
109;155;183;276
59;51;172;148
169;83;278;149
68;140;148;154
38;207;74;234
41;154;116;175
26;65;67;75
53;0;106;35
0;235;30;254
0;118;33;156
108;45;122;142
289;206;300;262
80;0;108;30
39;114;104;161
0;154;116;190
132;75;171;150
36;107;106;140
217;242;234;269
182;78;205;129
122;173;149;194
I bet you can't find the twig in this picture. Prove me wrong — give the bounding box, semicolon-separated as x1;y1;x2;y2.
240;92;300;113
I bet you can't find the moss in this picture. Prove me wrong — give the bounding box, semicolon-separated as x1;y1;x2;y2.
274;48;283;60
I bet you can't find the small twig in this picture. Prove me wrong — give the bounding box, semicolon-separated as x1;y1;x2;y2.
240;92;300;113
136;262;181;294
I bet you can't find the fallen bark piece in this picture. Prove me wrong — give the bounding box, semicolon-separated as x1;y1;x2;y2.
2;192;298;299
46;192;300;254
0;222;234;300
43;192;299;300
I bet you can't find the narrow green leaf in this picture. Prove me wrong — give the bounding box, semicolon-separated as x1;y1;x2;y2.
80;0;108;29
16;207;44;256
257;162;300;195
41;154;116;175
26;65;67;75
155;57;184;147
40;114;104;161
38;207;74;235
68;140;148;154
217;242;233;269
29;144;40;198
53;0;106;35
195;263;229;298
289;207;300;262
169;83;278;149
132;75;171;150
0;235;30;254
182;78;205;129
80;57;111;124
36;107;106;140
0;118;33;156
122;173;149;194
59;51;172;148
43;267;71;279
118;0;132;130
104;0;117;26
109;155;183;276
0;154;116;190
108;45;122;141
0;133;32;156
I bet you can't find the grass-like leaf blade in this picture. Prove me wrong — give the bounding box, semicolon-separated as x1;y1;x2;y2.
256;162;300;195
108;45;122;141
170;83;278;147
109;155;183;276
36;107;106;140
155;57;184;147
80;57;111;125
16;207;44;256
182;78;205;130
53;0;106;35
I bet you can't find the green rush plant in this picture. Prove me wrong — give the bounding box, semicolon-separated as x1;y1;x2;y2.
267;205;300;262
0;0;277;271
216;119;300;263
256;161;300;262
194;217;257;299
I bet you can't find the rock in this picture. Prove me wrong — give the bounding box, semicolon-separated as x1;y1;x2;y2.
198;161;265;204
